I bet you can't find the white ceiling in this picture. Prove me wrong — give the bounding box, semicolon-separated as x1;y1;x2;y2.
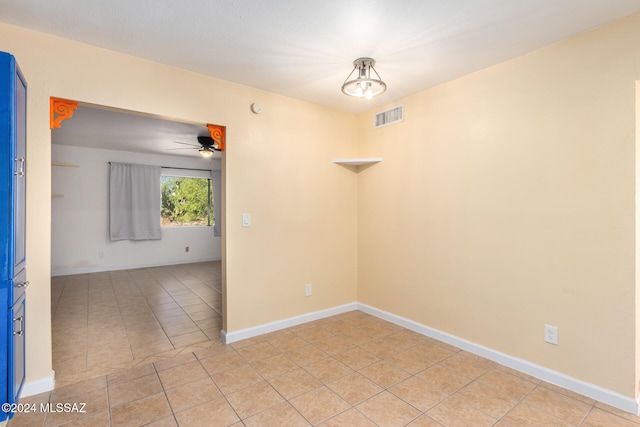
2;0;640;155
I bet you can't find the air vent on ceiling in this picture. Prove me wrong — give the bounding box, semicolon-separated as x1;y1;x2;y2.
374;105;403;129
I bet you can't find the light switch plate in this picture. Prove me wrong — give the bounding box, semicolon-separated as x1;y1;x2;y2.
242;213;251;227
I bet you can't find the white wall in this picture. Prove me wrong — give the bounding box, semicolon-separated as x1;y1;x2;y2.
51;144;221;275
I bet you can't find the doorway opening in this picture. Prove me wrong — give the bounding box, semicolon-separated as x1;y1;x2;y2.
50;102;225;384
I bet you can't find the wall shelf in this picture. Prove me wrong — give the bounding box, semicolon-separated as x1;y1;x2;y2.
332;157;382;167
52;162;80;168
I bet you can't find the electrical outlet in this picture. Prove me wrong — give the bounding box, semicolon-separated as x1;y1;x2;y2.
544;324;558;345
305;284;312;297
185;246;189;252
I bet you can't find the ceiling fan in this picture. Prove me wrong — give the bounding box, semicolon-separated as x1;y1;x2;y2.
167;136;221;158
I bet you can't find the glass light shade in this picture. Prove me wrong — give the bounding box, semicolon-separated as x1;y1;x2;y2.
199;147;214;158
341;58;387;99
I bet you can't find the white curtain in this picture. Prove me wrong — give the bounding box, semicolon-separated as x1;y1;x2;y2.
109;162;162;241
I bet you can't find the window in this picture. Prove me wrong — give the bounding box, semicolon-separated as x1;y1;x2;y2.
160;175;214;227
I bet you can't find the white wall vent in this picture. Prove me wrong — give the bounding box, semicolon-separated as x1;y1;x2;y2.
374;105;403;129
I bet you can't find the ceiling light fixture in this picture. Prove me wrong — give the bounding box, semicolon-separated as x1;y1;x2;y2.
199;146;214;158
341;57;387;99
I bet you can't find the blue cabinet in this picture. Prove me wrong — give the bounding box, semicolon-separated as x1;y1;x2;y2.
0;51;27;421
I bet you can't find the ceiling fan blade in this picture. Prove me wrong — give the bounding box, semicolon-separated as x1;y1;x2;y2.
165;147;197;151
172;141;200;147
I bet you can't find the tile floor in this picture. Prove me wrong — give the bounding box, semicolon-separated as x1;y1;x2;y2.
8;262;640;426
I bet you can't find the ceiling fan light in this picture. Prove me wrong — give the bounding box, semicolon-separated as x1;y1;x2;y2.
341;57;387;99
199;147;214;158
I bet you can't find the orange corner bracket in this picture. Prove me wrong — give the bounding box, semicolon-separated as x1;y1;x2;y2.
50;97;79;129
207;123;225;152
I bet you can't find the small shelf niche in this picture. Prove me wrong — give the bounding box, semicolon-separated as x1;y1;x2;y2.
332;157;382;167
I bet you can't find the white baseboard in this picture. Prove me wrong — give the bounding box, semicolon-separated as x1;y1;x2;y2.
51;257;221;277
221;302;359;344
357;303;639;415
19;371;55;398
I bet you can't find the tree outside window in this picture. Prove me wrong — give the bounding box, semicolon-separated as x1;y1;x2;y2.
161;176;214;227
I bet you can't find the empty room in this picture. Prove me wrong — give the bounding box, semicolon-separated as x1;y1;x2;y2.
1;1;640;426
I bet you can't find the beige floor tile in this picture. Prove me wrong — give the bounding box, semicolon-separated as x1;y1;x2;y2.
48;410;110;427
406;414;445;426
155;307;188;320
211;364;264;394
385;330;426;349
153;352;197;372
51;376;106;402
236;341;281;362
108;373;163;407
476;369;537;401
226;381;285;419
313;334;356;355
358;360;411;388
389;375;449;412
162;322;200;338
359;338;404;359
523;386;592;425
129;336;174;355
319;408;377;427
142;416;178;427
126;328;170;346
453;380;519;419
326;372;383;406
110;392;172;427
269;368;323;400
243;402;311;427
231;335;267;350
106;363;156;386
157;360;208;389
193;341;233;360
594;402;640;424
168;330;209;347
356;391;421;427
149;301;181;313
187;308;218;321
304;357;353;383
428;396;497;427
251;353;299;379
386;347;439;374
181;303;212;315
415;364;474;394
494;364;542;385
501;401;574;426
438;352;495;380
267;334;310;352
45;388;109;427
289;386;351;425
7;407;47;427
200;351;248;374
165;377;223;413
333;347;380;370
582;407;640;427
195;317;222;330
285;345;329;366
294;326;335;343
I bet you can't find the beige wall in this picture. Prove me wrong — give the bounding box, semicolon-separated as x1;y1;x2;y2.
357;14;640;397
0;22;359;385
